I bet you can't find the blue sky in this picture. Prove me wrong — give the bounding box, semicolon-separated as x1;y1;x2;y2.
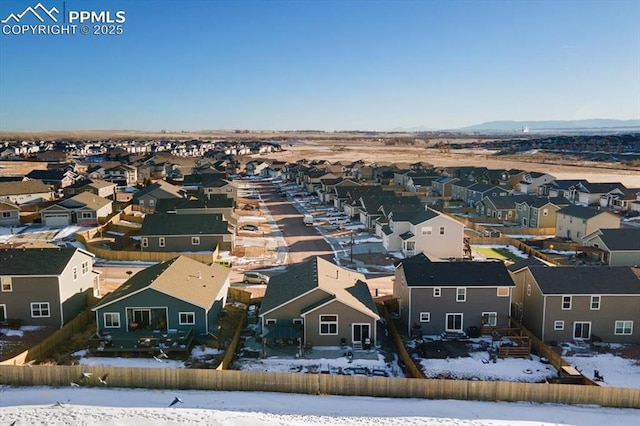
0;0;638;131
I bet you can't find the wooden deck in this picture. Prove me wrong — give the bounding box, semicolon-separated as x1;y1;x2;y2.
89;327;195;355
482;325;532;359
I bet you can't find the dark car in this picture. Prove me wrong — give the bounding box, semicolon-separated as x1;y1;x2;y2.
239;224;259;232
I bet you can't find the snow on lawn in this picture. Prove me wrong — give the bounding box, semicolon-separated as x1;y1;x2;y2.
77;354;186;369
419;353;556;383
1;386;639;426
0;226;26;241
564;353;640;389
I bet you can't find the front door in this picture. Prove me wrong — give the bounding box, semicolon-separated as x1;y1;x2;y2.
446;313;463;332
352;324;370;345
573;322;591;339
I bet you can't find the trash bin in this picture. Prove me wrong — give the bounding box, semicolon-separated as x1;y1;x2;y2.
364;338;371;350
466;326;481;338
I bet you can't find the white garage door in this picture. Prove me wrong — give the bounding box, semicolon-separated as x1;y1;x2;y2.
44;213;71;227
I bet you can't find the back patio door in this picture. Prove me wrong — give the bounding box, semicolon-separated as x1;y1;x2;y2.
131;309;151;329
573;322;591;340
352;324;370;345
446;313;463;332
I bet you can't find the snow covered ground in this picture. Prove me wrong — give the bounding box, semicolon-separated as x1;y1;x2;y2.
564;352;640;389
1;386;638;425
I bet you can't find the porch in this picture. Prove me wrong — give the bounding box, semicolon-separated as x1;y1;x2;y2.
89;327;195;355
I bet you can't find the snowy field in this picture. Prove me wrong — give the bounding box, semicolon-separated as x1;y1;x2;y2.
1;386;639;426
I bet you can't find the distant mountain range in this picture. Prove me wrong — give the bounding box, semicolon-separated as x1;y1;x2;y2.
390;119;640;133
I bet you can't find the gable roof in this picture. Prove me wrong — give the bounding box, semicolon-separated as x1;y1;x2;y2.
139;213;230;236
133;180;183;201
0;247;91;275
587;228;640;251
260;257;379;319
0;180;52;196
528;265;640;294
390;209;439;225
155;195;233;212
25;169;70;181
579;182;626;193
59;192;112;210
399;254;515;287
0;200;20;211
557;205;613;220
92;256;230;310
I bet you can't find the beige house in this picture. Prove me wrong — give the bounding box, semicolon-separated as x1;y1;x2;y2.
582;228;640;267
555;205;619;242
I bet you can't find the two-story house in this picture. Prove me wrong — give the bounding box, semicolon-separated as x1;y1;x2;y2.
518;172;555;195
514;197;571;228
555;205;620;242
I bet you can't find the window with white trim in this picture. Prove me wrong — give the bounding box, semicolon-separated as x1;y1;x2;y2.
614;320;633;335
433;287;441;297
1;212;10;218
192;236;200;245
73;267;78;281
141;237;148;247
1;277;12;292
562;296;572;310
554;320;564;330
104;312;120;328
31;302;50;318
179;312;195;325
497;287;509;297
159;237;165;247
543;208;549;216
527;283;531;297
482;312;497;326
265;318;277;326
439;226;445;235
419;312;430;322
81;212;93;219
421;226;432;236
319;314;338;335
81;261;89;275
456;288;466;302
590;295;600;310
293;318;303;325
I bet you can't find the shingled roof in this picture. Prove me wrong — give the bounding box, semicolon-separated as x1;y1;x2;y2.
398;254;515;287
139;213;230;236
588;228;640;251
557;205;611;220
0;247;91;275
528;265;640;294
0;180;52;196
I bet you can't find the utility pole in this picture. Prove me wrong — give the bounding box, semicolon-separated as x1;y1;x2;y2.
350;231;354;263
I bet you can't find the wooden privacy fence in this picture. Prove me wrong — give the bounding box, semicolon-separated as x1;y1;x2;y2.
1;365;639;408
376;301;424;379
216;316;247;371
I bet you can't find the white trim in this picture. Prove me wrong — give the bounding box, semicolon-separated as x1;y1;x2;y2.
419;312;430;322
590;295;601;310
433;287;441;298
554;320;564;330
1;276;12;292
573;321;591;339
103;312;120;328
191;236;201;245
482;312;497;326
561;295;572;310
456;287;466;302
319;314;338;335
265;318;277;326
445;313;463;332
292;318;303;325
178;311;195;325
30;302;50;318
614;320;633;335
497;287;509;297
0;304;7;322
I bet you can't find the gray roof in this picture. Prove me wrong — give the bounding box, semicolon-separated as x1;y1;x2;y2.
557;205;610;220
482;194;533;210
390;209;439;225
528;265;640;294
579;182;626;193
507;256;547;272
139;213;230;236
399;254;515;287
0;248;87;275
592;228;640;251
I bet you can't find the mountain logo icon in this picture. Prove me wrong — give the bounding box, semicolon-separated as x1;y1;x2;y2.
2;3;59;24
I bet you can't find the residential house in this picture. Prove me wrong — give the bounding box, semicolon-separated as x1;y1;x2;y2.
394;253;516;336
381;209;464;259
542;179;588;199
26;169;78;189
497;169;527;190
0;247;99;327
41;192;113;227
92;256;230;338
510;265;640;343
555;205;620;242
303;169;338;194
139;213;233;252
63;179;117;200
600;187;640;212
357;194;420;229
0;201;20;227
259;257;379;349
132;180;184;213
518;172;555;195
514;197;571;228
104;164;138;186
476;194;531;221
572;182;626;206
317;178;359;204
432;177;459;197
582;228;640;267
0;180;54;206
155;195;236;226
450;180;476;203
333;185;383;211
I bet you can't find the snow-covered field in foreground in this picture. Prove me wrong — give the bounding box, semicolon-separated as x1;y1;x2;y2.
1;386;638;426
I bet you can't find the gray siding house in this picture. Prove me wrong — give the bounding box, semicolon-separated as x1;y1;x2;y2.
0;180;54;206
555;205;620;242
92;256;230;338
394;254;515;336
259;257;379;350
510;265;640;344
0;201;20;227
139;213;233;252
582;228;640;267
0;248;99;328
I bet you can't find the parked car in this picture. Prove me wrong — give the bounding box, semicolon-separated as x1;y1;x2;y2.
243;271;269;284
239;224;259;232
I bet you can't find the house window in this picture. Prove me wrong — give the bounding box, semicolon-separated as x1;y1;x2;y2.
527;284;531;297
482;312;497;327
104;312;120;328
265;319;277;326
497;287;509;297
614;320;633;335
81;212;92;219
0;304;6;323
179;312;195;325
73;267;78;281
562;296;572;310
446;313;463;332
439;226;445;235
159;237;165;248
1;277;12;292
419;312;430;322
293;318;303;325
319;314;338;335
404;241;415;251
421;226;432;236
456;288;466;302
590;295;601;310
141;237;148;248
2;212;10;218
543;209;548;216
81;261;89;275
433;287;441;297
31;302;50;318
192;237;200;245
149;199;155;206
554;320;564;330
